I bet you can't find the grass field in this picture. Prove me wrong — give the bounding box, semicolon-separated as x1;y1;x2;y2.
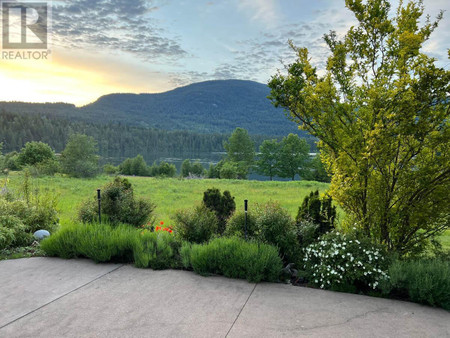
4;173;330;225
4;172;449;249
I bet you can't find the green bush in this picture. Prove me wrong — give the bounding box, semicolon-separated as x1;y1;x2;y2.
78;177;155;227
203;188;235;234
225;202;299;265
296;190;336;236
133;231;180;269
0;175;59;250
41;222;181;268
225;210;257;238
182;237;282;282
173;204;218;243
41;222;137;262
103;164;119;175
18;141;56;167
381;259;450;310
303;231;389;292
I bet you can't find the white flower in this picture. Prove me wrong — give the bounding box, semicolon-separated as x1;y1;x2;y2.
315;279;318;283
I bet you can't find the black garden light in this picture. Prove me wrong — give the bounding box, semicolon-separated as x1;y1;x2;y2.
97;189;101;223
244;199;248;240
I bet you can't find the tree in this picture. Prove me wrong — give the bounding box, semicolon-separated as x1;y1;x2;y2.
256;139;281;180
277;134;310;180
181;160;206;177
309;154;331;183
17;141;55;166
223;128;255;179
61;134;99;178
268;0;450;254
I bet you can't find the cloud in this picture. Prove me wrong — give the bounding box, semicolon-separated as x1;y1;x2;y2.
51;0;186;62
237;0;281;27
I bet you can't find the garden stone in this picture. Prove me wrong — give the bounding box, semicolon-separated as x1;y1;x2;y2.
33;230;50;241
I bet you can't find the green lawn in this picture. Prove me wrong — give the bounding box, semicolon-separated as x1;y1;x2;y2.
5;173;449;249
5;173;329;225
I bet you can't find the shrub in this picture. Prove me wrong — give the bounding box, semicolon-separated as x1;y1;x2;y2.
255;202;299;265
18;141;56;166
0;175;59;250
225;210;257;238
181;160;205;178
303;231;389;292
296;190;336;236
182;237;282;282
133;231;180;269
203;188;235;234
173;205;218;243
381;259;450;310
103;164;119;175
150;161;177;177
0;214;31;250
226;202;299;265
41;222;137;262
78;177;155;227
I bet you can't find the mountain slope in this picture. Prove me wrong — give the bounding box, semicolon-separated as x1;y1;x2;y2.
0;80;300;136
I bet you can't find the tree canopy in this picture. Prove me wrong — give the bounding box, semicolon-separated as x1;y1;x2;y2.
61;134;99;178
269;0;450;254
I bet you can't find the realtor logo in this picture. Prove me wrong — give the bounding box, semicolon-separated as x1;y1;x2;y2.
1;1;48;49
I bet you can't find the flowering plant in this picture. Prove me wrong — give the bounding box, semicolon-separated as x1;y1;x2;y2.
303;231;389;291
140;221;173;234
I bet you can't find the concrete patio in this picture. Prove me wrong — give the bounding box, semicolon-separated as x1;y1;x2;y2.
0;257;448;337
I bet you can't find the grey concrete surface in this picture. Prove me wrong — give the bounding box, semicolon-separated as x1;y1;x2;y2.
228;283;450;338
0;258;449;338
0;257;121;328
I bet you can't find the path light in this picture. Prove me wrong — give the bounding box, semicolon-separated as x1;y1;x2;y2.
244;199;248;240
97;189;101;223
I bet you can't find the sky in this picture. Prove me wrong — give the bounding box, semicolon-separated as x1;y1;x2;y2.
0;0;449;106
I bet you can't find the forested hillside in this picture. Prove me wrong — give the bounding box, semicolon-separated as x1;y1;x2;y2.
1;111;316;163
0;80;304;136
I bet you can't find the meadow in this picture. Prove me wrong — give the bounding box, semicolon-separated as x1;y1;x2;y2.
4;172;449;249
5;173;329;225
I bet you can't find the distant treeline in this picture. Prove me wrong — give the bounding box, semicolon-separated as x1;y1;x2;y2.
0;111;317;161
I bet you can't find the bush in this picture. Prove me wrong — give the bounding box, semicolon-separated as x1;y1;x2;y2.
41;221;181;268
0;174;59;250
41;222;137;262
296;190;336;236
182;237;282;282
18;141;56;166
133;230;180;269
226;202;299;265
225;210;257;238
203;188;235;234
303;231;389;292
78;177;155;227
181;160;205;178
173;205;218;243
150;161;177;177
119;155;149;176
103;164;119;175
381;259;450;310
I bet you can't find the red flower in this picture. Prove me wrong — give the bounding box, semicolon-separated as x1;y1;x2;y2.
160;221;164;225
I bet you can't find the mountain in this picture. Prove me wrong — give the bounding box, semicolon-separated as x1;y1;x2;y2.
0;80;300;136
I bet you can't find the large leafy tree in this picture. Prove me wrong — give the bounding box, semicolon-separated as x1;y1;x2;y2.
256;139;281;180
269;0;450;254
277;134;310;181
223;127;255;179
61;134;99;178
